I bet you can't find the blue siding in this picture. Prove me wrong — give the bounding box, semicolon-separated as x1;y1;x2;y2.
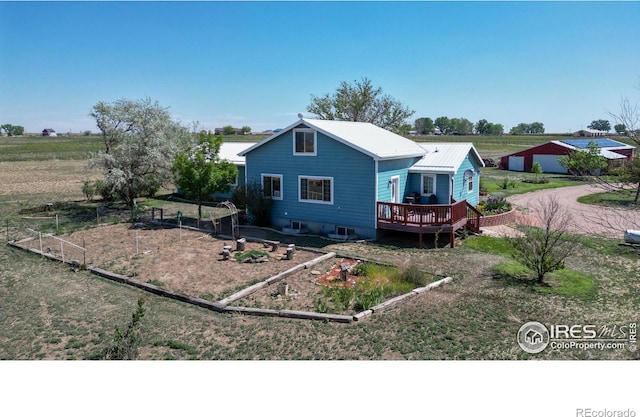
377;157;421;203
452;154;481;206
245;128;377;236
407;172;451;204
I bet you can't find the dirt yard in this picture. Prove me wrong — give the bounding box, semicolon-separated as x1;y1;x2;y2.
16;223;346;302
507;183;640;236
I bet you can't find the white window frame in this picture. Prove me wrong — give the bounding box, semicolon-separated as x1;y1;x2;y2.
293;128;317;156
298;175;333;204
261;173;283;200
421;174;437;196
467;174;474;193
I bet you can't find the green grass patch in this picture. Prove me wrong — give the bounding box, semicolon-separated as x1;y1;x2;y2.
577;189;640;208
493;260;597;300
493;261;532;281
234;249;270;262
480;172;577;198
464;235;516;257
535;269;597;300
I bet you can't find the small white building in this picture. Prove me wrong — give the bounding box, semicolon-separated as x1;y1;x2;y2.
573;128;606;137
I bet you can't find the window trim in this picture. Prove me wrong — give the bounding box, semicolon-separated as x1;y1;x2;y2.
298;175;333;205
421;174;437;196
467;174;474;193
261;173;283;200
292;128;317;156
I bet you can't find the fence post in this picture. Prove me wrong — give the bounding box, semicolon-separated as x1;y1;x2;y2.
60;240;64;262
39;232;43;255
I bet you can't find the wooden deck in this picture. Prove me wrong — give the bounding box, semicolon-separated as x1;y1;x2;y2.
377;200;481;248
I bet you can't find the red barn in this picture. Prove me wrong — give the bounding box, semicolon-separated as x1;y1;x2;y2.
500;138;635;173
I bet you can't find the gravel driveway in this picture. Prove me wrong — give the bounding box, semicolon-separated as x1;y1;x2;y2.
506;183;640;237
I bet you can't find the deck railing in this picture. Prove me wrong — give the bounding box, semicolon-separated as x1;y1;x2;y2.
465;202;483;233
376;200;468;228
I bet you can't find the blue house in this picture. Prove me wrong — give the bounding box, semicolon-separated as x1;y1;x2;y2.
238;118;484;247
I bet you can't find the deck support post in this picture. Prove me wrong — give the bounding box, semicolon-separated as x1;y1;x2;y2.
419;232;423;249
450;231;455;248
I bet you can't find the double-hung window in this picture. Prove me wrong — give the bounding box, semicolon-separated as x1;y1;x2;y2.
293;129;316;155
299;176;332;204
262;174;282;200
421;174;436;196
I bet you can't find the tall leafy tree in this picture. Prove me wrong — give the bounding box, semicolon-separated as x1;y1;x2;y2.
475;119;490;135
614;123;627;134
1;124;24;136
414;117;434;134
434;116;452;135
307;78;414;133
587;119;611;132
172;131;238;222
89;98;192;206
451;117;473;135
510;122;545;134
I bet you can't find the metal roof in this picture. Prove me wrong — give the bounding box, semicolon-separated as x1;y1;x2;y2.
219;142;256;165
409;143;484;174
559;138;634;150
550;140;629;159
238;118;426;161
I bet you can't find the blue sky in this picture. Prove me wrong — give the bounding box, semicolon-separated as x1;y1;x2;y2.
1;1;639;134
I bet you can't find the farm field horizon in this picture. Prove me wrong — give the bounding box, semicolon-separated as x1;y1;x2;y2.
4;131;634;163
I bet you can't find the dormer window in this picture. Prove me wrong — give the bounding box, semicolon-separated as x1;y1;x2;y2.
293;128;316;155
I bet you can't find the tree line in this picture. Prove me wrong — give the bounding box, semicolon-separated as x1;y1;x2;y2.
1;124;25;136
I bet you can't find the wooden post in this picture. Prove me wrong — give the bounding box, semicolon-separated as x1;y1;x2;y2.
450;231;455;248
340;263;349;280
222;249;230;260
83;237;86;266
277;282;288;296
287;244;295;254
286;247;294;260
223;245;232;253
270;241;279;252
60;240;64;262
39;232;43;255
136;230;139;255
236;238;246;252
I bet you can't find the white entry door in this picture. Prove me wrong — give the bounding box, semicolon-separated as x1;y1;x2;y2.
390;176;400;203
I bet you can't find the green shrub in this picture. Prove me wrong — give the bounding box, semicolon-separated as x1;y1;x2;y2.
314;297;329;313
329;286;354;311
354;286;385;311
501;177;516;189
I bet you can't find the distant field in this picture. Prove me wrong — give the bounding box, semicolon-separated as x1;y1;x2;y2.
0;135;104;161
